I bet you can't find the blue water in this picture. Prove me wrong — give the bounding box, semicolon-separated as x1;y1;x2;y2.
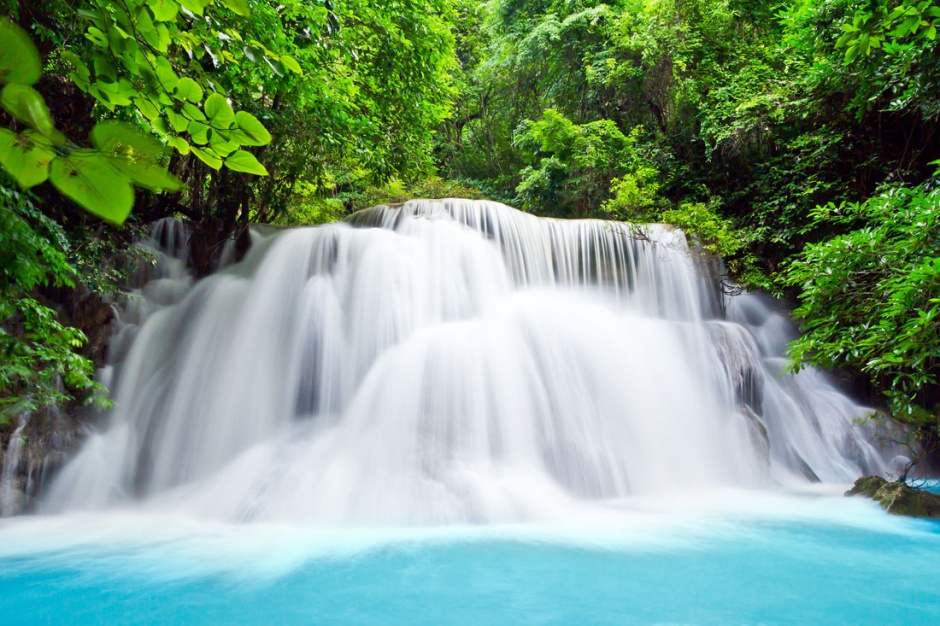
1;498;939;625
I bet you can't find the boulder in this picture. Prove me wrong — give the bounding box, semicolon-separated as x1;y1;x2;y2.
846;475;940;518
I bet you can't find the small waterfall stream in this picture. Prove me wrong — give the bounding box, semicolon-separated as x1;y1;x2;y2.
1;415;29;517
42;200;900;524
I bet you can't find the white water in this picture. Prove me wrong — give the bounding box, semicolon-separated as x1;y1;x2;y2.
42;200;900;524
1;415;28;517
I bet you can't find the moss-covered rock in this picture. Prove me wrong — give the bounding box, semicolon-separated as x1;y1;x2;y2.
846;476;940;518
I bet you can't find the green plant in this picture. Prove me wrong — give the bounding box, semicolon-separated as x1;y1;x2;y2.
0;18;180;224
0;181;104;423
787;184;940;428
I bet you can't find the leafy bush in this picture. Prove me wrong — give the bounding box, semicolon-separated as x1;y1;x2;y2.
514;109;654;217
787;184;940;427
0;181;103;423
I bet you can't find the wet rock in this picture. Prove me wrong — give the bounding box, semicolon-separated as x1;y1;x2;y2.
846;475;940;518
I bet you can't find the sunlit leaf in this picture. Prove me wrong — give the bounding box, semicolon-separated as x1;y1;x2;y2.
155;57;179;91
234;111;272;146
109;156;182;192
220;0;250;17
167;109;189;133
168;135;191;155
147;0;180;22
187;120;210;144
280;55;303;75
0;129;54;188
49;151;134;224
0;85;62;141
191;145;222;169
209;130;239;156
180;0;211;16
91;121;165;161
175;77;203;103
204;93;235;128
224;149;268;175
0;18;42;86
182;102;207;122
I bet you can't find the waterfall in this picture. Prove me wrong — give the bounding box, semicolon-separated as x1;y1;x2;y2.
42;200;899;524
1;415;29;517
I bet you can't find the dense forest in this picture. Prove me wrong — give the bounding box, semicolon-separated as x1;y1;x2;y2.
1;0;939;461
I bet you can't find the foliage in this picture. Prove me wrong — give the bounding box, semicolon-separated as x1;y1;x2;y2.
787;184;940;426
0;180;103;424
513;109;653;216
834;0;940;117
0;17;180;224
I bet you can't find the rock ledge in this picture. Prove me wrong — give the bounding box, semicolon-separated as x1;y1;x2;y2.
846;476;940;518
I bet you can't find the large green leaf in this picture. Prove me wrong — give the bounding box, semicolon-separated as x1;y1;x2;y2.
91;121;164;161
108;157;182;192
0;19;42;86
187;120;211;145
168;135;191;155
147;0;180;22
224;149;268;175
155;57;179;91
175;77;203;103
280;55;303;75
180;0;211;16
204;93;236;128
220;0;250;17
234;111;272;146
209;131;239;156
90;121;181;192
0;85;59;139
49;151;135;224
191;146;223;169
0;129;54;188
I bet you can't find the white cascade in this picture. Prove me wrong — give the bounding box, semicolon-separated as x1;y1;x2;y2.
43;199;897;524
1;415;29;517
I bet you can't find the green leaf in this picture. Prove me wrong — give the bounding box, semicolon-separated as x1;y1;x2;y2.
0;18;42;86
204;93;235;128
209;130;239;156
86;27;108;48
0;85;61;141
234;111;272;145
280;55;303;75
224;149;268;175
136;97;161;121
91;121;164;161
108;156;181;192
168;135;191;155
155;57;179;91
175;77;203;103
147;0;180;21
167;109;189;133
180;0;211;16
49;151;135;224
221;0;250;17
187;120;210;145
91;120;179;190
0;129;54;188
191;145;222;169
182;102;207;122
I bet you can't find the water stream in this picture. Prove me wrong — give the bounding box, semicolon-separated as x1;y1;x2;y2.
1;199;934;623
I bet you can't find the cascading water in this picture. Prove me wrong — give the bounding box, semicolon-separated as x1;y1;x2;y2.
0;415;29;517
43;199;899;524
